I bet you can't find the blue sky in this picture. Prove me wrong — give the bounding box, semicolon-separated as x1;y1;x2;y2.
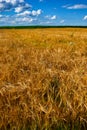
0;0;87;26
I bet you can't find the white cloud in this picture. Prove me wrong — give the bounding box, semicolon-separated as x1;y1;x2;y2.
0;0;31;12
5;0;24;5
63;4;87;9
15;17;34;23
83;15;87;20
14;16;37;24
15;3;31;13
0;1;42;25
50;15;56;20
22;17;33;22
37;9;42;15
0;3;5;10
45;15;57;20
60;20;65;23
16;9;42;17
32;9;42;16
0;14;37;25
0;14;3;17
15;6;23;13
16;10;31;16
0;15;9;22
0;10;42;25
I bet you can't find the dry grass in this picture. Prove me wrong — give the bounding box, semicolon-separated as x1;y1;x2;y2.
0;28;87;130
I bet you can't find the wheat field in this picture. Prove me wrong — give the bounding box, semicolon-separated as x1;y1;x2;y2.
0;28;87;130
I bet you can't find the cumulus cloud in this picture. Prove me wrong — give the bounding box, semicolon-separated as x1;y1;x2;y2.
0;9;42;25
15;3;31;13
0;14;37;25
0;1;42;25
22;17;33;22
16;10;31;16
83;15;87;20
32;9;42;16
16;9;42;17
45;15;57;20
50;15;56;20
63;4;87;9
0;0;31;12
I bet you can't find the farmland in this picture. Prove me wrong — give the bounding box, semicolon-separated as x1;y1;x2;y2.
0;28;87;130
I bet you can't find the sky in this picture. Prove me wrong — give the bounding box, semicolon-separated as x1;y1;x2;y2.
0;0;87;26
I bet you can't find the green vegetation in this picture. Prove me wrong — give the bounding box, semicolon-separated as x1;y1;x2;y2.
0;25;87;29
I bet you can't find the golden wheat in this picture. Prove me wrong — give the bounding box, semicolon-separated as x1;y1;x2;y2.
0;28;87;130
